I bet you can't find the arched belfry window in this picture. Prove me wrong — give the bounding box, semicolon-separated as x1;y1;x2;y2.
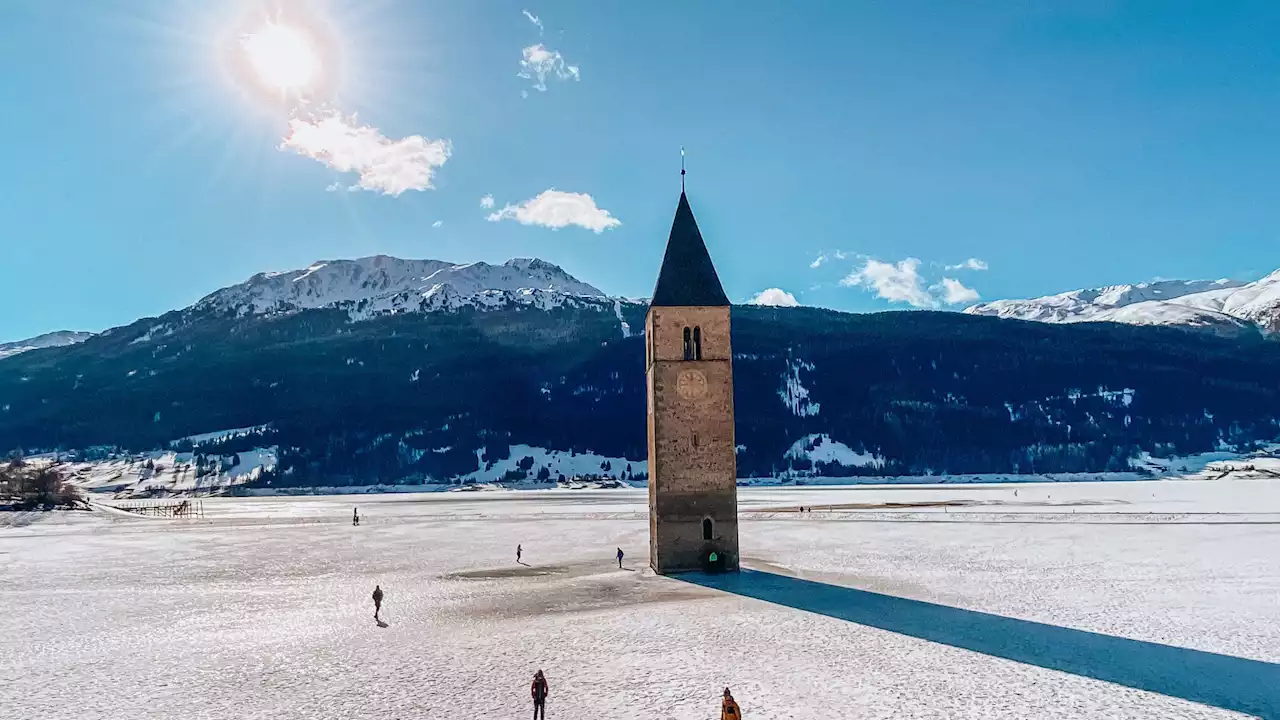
693;327;703;360
702;517;714;541
682;327;693;360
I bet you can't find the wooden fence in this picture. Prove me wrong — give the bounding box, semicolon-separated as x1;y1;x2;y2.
112;499;205;518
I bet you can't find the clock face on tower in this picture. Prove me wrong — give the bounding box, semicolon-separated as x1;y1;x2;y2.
676;369;708;400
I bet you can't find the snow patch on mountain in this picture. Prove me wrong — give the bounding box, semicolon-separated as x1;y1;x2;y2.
343;284;622;321
785;433;884;468
463;444;644;485
966;278;1244;323
779;357;820;417
966;272;1280;335
0;331;93;361
1066;387;1135;407
64;448;278;497
193;255;608;320
170;425;273;448
613;300;632;338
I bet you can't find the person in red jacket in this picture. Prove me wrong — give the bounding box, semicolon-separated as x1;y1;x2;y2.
530;669;549;720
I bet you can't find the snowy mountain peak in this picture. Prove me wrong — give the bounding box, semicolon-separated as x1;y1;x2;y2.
0;330;94;361
194;255;605;318
966;272;1280;336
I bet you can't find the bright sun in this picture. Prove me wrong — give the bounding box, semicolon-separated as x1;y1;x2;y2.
240;22;320;95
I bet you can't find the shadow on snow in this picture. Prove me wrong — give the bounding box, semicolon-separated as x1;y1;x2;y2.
679;569;1280;719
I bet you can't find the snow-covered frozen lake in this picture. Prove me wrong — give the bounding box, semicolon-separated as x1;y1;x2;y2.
4;481;1280;719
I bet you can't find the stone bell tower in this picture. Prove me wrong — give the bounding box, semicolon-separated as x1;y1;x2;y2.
646;190;739;575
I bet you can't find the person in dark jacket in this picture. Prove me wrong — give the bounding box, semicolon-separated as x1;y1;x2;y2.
517;544;523;564
353;507;360;526
531;669;549;719
372;585;383;621
617;547;624;569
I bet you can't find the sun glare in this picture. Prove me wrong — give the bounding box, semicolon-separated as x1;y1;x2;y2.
240;22;320;95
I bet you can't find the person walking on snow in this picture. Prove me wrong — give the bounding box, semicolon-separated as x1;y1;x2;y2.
372;585;383;621
517;544;523;564
531;669;549;720
353;507;360;526
617;547;625;569
721;687;741;719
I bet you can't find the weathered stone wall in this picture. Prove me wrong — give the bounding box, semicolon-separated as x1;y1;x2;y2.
647;307;732;363
646;306;739;574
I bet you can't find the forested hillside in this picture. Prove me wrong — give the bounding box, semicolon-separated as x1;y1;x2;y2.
3;300;1278;486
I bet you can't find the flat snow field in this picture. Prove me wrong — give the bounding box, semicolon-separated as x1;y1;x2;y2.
3;481;1280;719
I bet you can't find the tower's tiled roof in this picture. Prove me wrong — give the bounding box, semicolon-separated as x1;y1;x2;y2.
650;192;729;307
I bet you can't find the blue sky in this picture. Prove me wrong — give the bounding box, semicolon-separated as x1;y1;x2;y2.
3;0;1280;342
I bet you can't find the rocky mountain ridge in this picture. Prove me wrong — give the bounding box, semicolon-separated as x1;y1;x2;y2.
966;271;1280;336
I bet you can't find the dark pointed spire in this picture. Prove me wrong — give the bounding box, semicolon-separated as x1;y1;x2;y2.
650;191;730;307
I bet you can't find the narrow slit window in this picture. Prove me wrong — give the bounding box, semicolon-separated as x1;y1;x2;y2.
683;327;693;360
702;517;714;540
693;326;703;360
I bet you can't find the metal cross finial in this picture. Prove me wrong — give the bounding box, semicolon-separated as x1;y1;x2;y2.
680;146;686;192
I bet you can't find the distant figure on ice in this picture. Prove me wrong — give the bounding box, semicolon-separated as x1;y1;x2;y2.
617;547;624;569
721;688;741;719
517;544;523;564
531;669;549;720
372;584;383;621
353;507;360;526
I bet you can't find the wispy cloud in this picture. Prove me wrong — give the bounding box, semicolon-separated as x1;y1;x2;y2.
522;9;543;33
841;258;936;308
934;277;980;305
519;43;579;92
810;250;849;269
487;190;620;233
281;111;451;196
749;288;800;307
945;257;989;271
480;194;495;209
432;220;443;228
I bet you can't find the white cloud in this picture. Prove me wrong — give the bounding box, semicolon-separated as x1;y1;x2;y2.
432;220;443;228
934;277;980;305
841;257;937;308
946;257;989;271
487;189;620;233
519;43;579;92
810;250;850;268
281;111;451;196
325;182;342;192
749;288;800;307
480;194;495;209
522;9;543;33
842;257;983;308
